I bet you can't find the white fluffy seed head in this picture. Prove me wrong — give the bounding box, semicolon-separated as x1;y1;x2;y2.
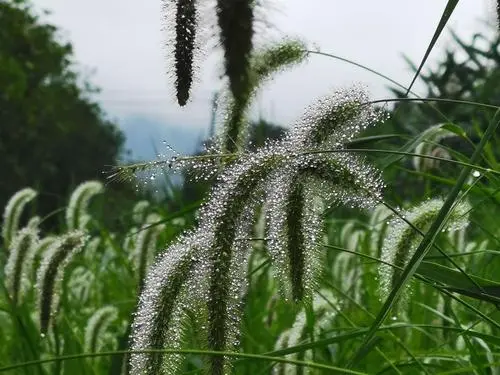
379;198;471;304
129;232;203;375
84;305;119;353
273;291;338;375
4;225;39;305
65;181;104;231
369;204;393;257
130;213;166;282
129;85;387;374
68;265;95;304
412;125;456;172
283;85;387;151
36;230;88;334
132;200;151;224
31;236;57;274
2;187;37;249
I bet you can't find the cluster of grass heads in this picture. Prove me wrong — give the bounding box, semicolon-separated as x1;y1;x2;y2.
2;0;500;374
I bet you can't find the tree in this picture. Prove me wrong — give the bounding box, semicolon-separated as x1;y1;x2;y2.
0;0;131;229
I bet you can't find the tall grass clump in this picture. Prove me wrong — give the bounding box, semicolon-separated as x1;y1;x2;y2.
129;81;387;374
2;2;500;375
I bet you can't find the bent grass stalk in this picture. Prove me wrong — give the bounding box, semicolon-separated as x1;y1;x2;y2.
4;226;38;305
379;198;471;307
130;238;200;374
1;187;37;249
65;181;103;231
84;305;119;355
218;39;308;154
216;0;254;104
130;86;386;375
131;213;166;286
36;230;88;334
350;108;500;368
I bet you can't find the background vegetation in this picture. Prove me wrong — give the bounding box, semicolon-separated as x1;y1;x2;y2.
1;0;500;374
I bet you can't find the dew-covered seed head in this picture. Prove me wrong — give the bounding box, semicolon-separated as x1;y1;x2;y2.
2;187;37;249
36;230;88;334
66;181;104;231
4;226;39;305
84;305;119;354
379;198;472;306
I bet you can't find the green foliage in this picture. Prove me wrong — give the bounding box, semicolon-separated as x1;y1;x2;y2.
1;2;500;375
0;0;130;229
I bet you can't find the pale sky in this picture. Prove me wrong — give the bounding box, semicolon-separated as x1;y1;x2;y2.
34;0;494;133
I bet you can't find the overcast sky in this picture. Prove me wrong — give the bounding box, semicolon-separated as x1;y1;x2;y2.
34;0;494;131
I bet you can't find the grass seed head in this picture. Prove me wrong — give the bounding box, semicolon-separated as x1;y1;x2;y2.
66;181;104;231
4;226;39;305
379;198;471;307
36;230;88;334
2;187;37;249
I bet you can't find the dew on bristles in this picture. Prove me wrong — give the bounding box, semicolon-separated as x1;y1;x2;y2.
129;85;390;374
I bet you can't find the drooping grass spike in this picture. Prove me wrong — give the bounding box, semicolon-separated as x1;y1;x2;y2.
68;265;95;304
283;179;308;302
412;126;455;173
84;305;119;354
31;236;57;278
265;88;384;303
27;216;41;229
216;0;255;103
273;291;338;375
83;236;102;262
1;187;37;248
369;204;393;258
66;180;104;231
174;0;198;106
130;213;166;286
130;86;386;375
129;236;201;375
132;200;150;224
4;226;39;305
379;198;471;306
219;38;309;154
36;230;88;334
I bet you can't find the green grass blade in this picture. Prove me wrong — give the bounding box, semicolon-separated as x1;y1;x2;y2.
348;109;500;368
418;261;500;296
404;0;460;95
0;349;368;374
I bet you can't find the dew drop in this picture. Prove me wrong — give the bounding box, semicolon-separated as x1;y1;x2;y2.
472;170;481;178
